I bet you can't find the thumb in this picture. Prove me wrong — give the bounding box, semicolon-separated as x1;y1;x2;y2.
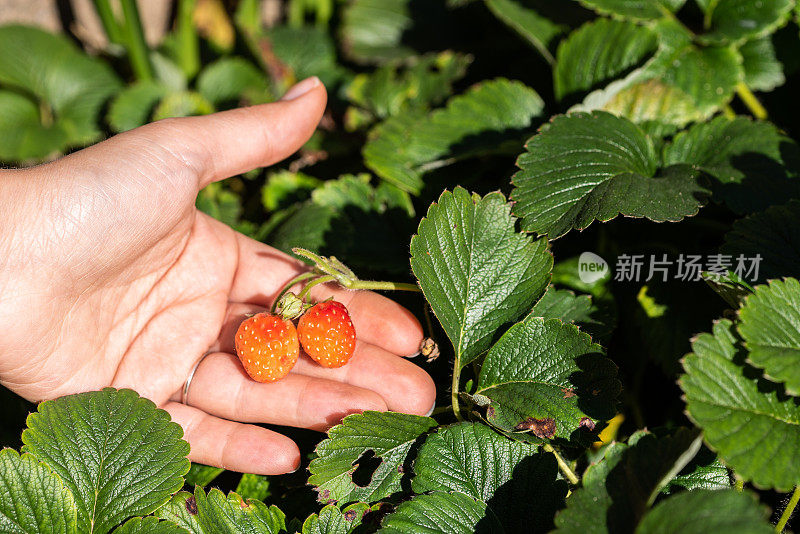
94;76;327;190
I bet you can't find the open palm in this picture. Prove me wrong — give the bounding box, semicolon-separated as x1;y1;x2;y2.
0;78;435;474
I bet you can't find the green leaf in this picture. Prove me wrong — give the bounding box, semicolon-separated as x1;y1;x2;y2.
115;517;188;534
574;75;704;130
555;19;657;100
344;51;471;122
364;78;544;193
308;411;437;504
474;317;620;441
645;40;742;117
184;463;224;488
484;0;565;63
339;0;414;63
738;278;800;395
721;200;800;280
702;270;755;309
197;57;268;105
512;111;708;239
267;203;340;255
262;171;322;211
528;286;613;342
740;37;785;91
701;0;793;44
159;488;286;534
0;449;77;534
380;491;503;533
21;388;190;534
680;319;800;490
410;188;552;368
236;474;271;502
662;446;732;493
268;26;345;88
635;489;772;534
265;174;414;273
553;442;627;534
0;90;67;162
302;503;370;534
197;183;243;228
663;116;800;214
156;492;202;533
578;0;686;21
153;91;214;121
108;81;170;133
554;429;703;533
0;25;120;150
412;422;567;532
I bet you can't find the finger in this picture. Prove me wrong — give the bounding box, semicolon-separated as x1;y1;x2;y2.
187;352;388;431
213;304;435;415
291;342;436;416
73;77;327;190
228;234;424;356
163;401;300;475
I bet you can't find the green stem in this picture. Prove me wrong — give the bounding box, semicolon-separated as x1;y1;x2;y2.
91;0;124;45
292;248;341;278
543;444;579;485
270;272;318;313
703;0;720;29
346;280;421;292
451;363;463;422
175;0;200;78
776;486;800;533
736;82;768;120
234;0;261;36
120;0;153;81
723;104;736;119
297;275;336;301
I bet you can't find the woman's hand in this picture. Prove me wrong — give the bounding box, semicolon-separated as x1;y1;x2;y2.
0;77;436;474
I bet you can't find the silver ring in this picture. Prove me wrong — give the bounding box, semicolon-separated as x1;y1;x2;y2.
182;352;212;405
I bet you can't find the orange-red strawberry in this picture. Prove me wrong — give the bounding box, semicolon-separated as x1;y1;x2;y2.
235;312;299;382
297;301;356;368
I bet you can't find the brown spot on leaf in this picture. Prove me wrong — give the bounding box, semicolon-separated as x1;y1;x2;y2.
486;406;495;418
561;387;575;398
343;509;358;521
239;498;249;509
185;496;198;515
397;464;405;474
514;417;556;439
579;417;596;431
592;388;601;396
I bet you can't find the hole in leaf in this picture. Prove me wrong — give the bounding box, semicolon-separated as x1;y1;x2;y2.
351;450;382;487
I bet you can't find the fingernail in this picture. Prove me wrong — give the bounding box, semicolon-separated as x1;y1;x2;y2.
425;402;436;417
406;351;421;359
280;76;321;101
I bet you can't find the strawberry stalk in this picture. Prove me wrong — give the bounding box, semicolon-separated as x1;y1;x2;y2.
291;247;421;293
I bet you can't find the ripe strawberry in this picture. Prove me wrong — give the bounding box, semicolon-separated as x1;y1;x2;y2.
297;301;356;368
235;312;299;382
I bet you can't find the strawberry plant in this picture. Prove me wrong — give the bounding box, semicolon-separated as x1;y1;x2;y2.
3;0;800;532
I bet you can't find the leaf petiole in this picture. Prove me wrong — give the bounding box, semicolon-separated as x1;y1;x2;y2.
451;364;463;422
543;443;579;485
297;275;336;301
775;486;800;533
735;82;768;120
